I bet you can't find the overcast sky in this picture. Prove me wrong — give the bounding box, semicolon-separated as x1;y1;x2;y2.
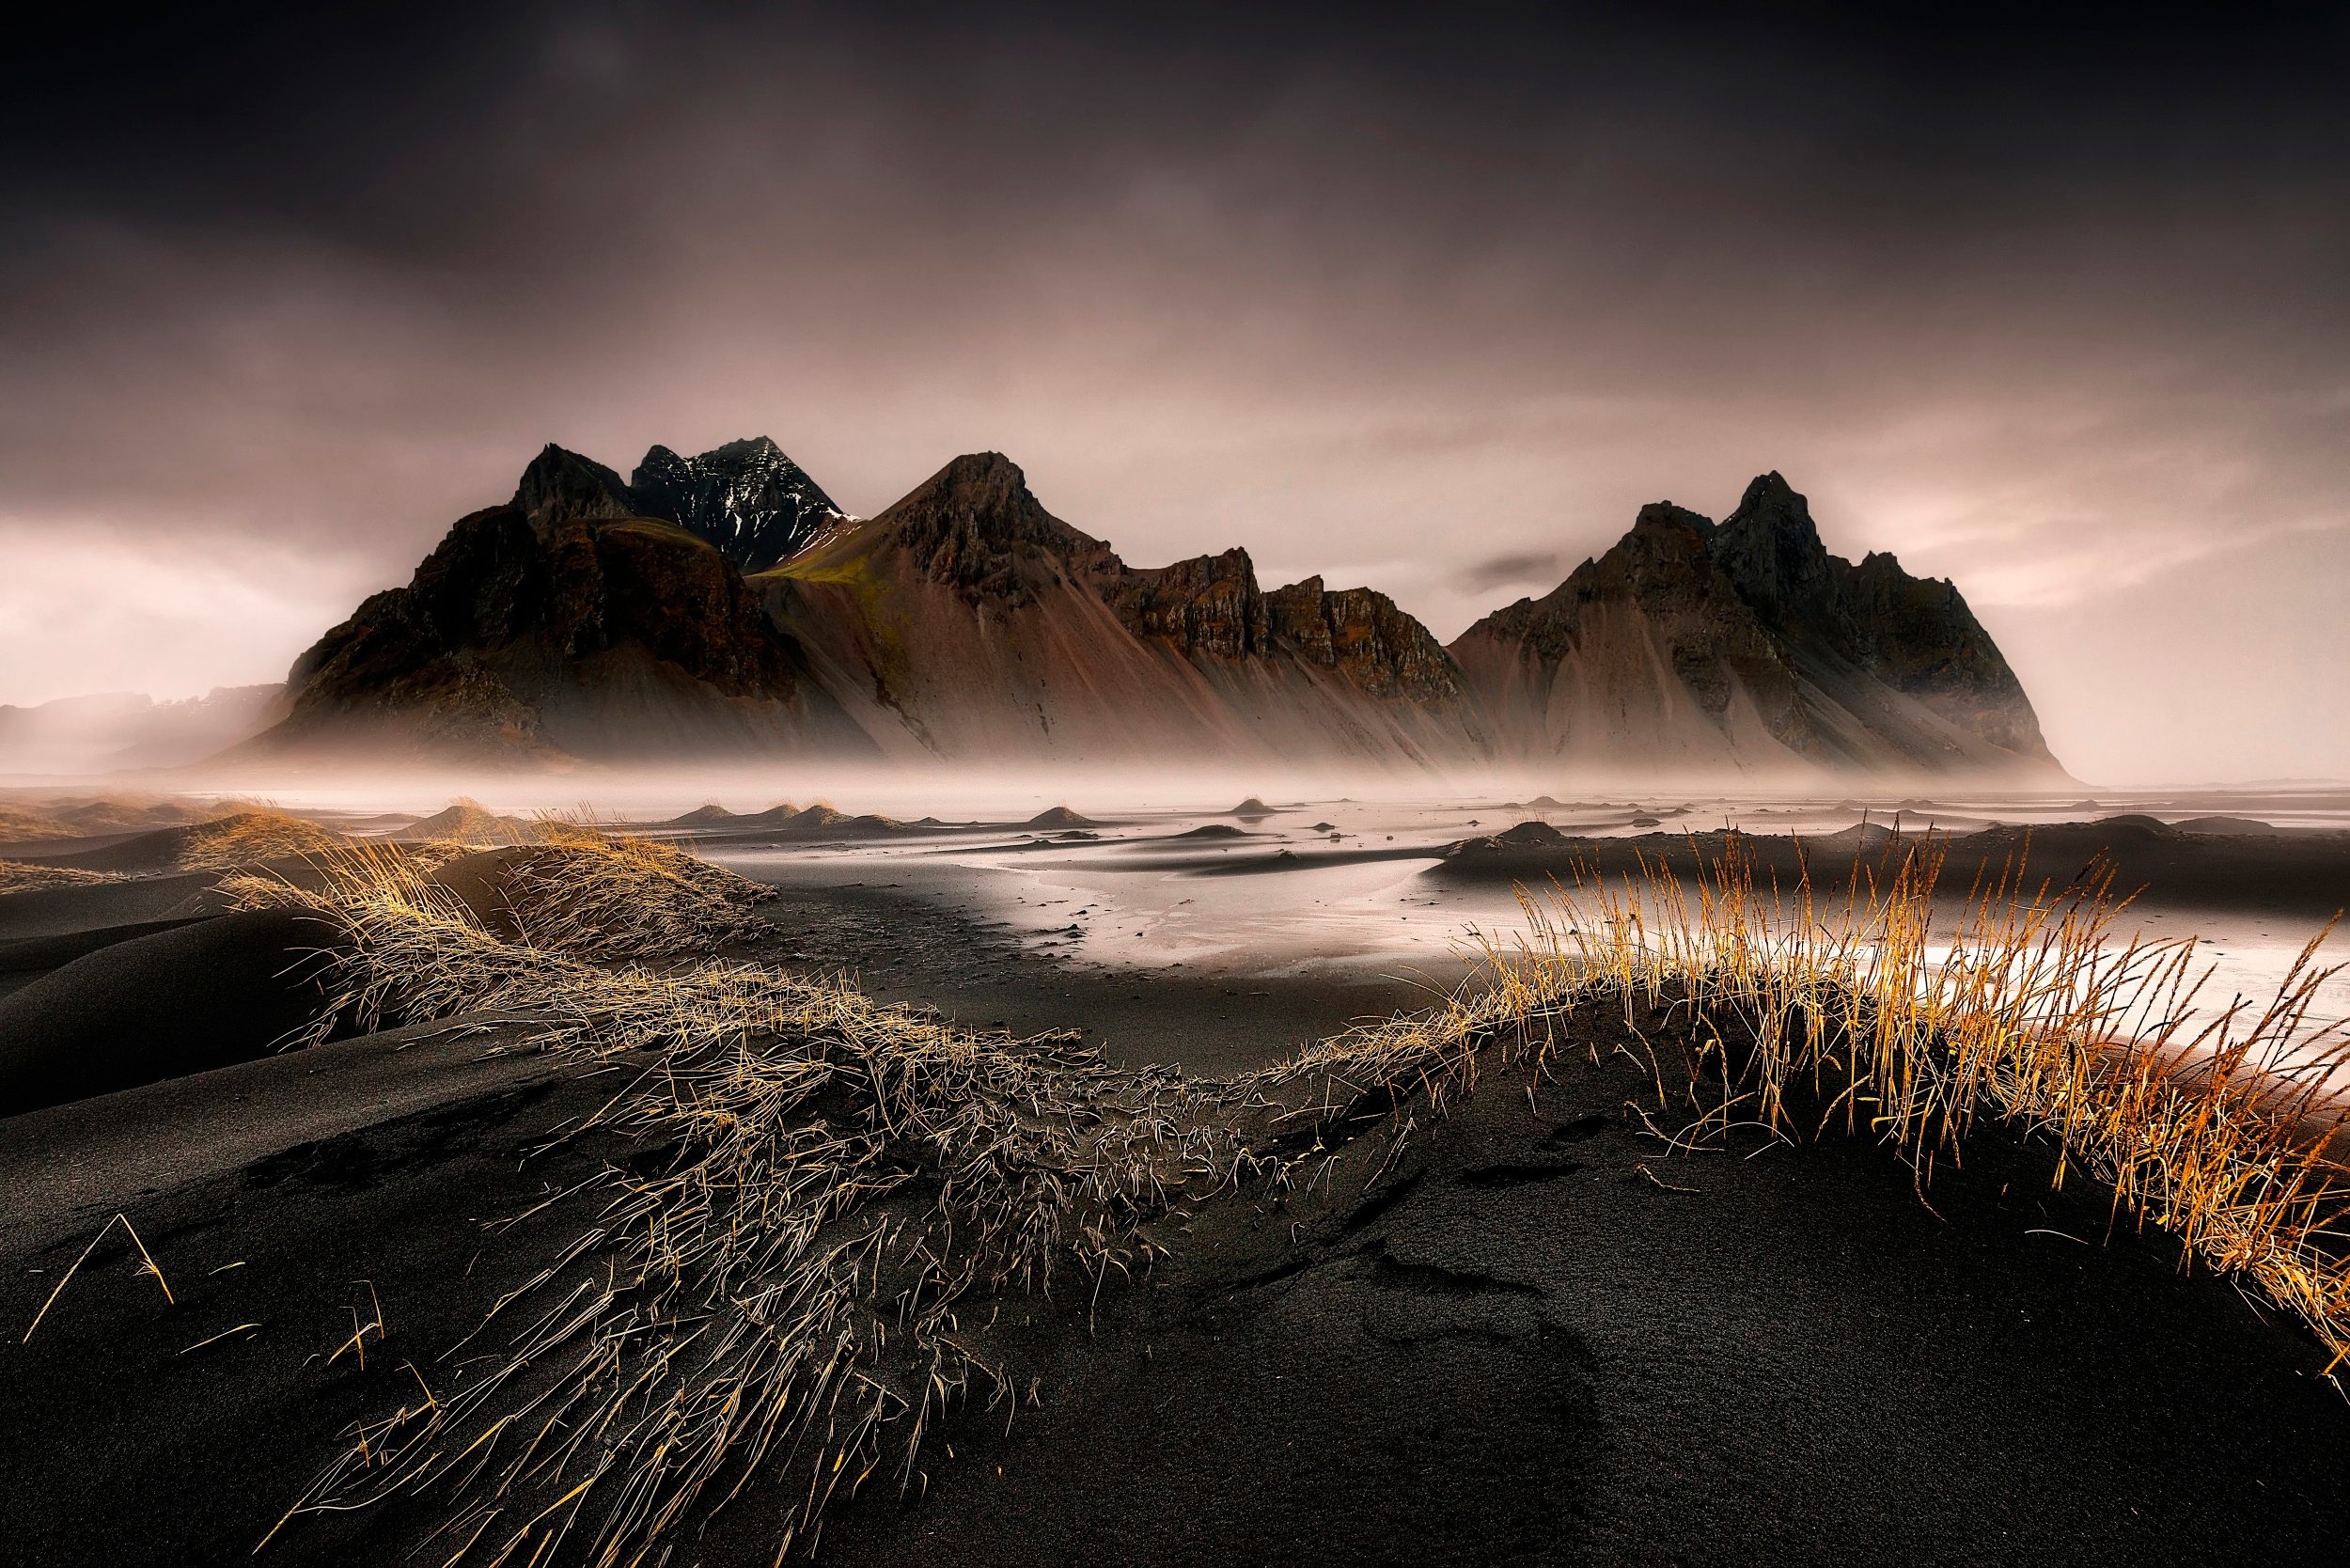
4;3;2345;782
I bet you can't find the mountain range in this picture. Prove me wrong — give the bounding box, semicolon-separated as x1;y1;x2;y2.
0;686;286;776
226;440;2060;779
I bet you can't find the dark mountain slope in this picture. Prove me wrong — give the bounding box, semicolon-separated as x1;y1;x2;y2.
758;453;1489;765
1449;476;2061;778
1708;472;2050;760
238;448;873;767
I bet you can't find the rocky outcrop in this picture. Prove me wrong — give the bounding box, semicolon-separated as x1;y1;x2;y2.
1103;554;1464;703
1449;475;2059;777
1266;579;1463;702
507;437;848;572
513;445;635;528
1103;549;1264;658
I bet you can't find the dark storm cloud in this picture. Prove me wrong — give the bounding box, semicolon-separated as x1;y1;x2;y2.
1453;552;1565;598
2;4;2346;778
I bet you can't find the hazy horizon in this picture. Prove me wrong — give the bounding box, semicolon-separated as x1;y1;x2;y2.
5;5;2345;785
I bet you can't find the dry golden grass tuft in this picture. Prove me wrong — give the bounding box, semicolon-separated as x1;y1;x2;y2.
1264;831;2350;1368
258;828;1248;1565
226;818;774;974
176;808;345;870
497;816;776;956
0;804;77;842
0;860;127;895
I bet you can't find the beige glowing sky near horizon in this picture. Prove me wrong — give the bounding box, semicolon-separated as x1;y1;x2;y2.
2;7;2344;784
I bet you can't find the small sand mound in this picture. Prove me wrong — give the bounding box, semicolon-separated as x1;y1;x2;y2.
400;799;538;846
178;810;346;870
1177;823;1249;839
1817;822;1908;848
1230;797;1277;819
59;796;233;835
1027;807;1099;829
668;802;740;826
2086;813;2184;841
494;830;775;957
1449;820;1571;855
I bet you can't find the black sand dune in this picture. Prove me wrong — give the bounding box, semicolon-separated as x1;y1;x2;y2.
0;910;348;1117
384;802;535;842
415;847;528;933
23;823;221;875
0;918;212;1003
3;942;2344;1566
4;872;2347;1565
0;871;222;942
0;829;149;859
0;918;212;973
2174;814;2291;836
807;1052;2350;1566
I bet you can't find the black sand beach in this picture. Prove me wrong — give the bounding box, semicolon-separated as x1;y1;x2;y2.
3;846;2348;1566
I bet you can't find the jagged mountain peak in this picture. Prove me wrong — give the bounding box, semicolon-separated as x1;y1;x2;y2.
1718;472;1821;557
1710;472;1835;626
630;437;848;573
513;444;634;527
1448;470;2059;776
1733;469;1805;516
1633;500;1716;537
865;452;1109;605
886;451;1036;515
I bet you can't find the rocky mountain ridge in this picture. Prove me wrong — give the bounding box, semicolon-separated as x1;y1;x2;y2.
755;453;1490;766
234;443;2060;778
